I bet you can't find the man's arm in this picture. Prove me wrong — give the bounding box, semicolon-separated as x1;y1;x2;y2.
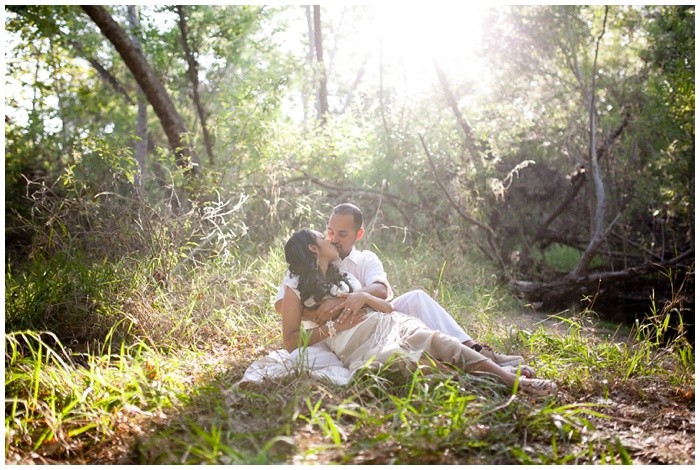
360;281;388;299
355;250;394;301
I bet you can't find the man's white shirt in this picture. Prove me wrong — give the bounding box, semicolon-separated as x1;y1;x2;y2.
274;247;394;305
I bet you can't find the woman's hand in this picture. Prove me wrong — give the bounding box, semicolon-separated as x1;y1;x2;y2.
335;292;371;324
336;291;394;325
307;297;343;324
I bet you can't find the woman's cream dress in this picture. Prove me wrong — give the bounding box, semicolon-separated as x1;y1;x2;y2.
285;273;488;375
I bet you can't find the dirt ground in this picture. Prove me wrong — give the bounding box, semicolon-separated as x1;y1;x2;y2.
501;309;695;465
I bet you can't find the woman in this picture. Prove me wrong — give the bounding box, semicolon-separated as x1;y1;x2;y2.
281;228;557;395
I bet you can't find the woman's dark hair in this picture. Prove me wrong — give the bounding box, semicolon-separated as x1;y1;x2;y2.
284;228;352;307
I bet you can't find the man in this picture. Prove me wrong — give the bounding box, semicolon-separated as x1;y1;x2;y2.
274;203;528;373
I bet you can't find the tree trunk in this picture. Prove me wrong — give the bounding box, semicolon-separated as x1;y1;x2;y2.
81;5;200;178
127;6;148;191
313;5;328;124
532;114;629;246
569;7;609;278
176;5;215;166
304;5;315;125
512;249;693;306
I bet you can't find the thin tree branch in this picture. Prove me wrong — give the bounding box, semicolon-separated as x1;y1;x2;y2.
127;6;147;190
419;134;493;235
9;6;135;105
431;57;481;165
313;5;329;124
341;51;370;114
535;174;586;239
270;172;433;230
533;111;630;243
68;39;134;104
419;133;505;268
176;5;215;166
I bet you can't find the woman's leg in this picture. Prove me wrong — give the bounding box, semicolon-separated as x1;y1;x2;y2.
418;349;556;395
454;344;519;386
453;344;557;394
394;316;555;394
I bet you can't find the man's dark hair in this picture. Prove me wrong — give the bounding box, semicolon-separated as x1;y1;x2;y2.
331;203;363;231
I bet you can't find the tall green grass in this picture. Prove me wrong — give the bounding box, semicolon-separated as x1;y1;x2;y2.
5;330;194;463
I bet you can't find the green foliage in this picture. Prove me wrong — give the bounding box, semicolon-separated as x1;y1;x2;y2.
6;4;693;288
4;5;694;465
632;5;695;247
523;295;693;391
5;140;257;349
529;243;605;273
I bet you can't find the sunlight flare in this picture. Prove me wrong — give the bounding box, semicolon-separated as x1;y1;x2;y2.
374;4;488;83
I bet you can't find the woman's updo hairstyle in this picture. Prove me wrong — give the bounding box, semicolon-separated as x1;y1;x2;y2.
284;228;352;307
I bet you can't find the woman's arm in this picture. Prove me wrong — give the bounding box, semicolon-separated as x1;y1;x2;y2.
281;286;339;353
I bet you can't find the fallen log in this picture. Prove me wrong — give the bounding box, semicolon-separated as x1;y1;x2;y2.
510;249;694;306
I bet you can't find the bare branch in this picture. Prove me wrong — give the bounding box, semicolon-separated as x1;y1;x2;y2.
419;134;493;235
535;174;586;240
313;5;329;124
68;39;134;104
341;52;370;114
126;6;147;190
533;112;630;242
419;134;505;268
513;249;694;300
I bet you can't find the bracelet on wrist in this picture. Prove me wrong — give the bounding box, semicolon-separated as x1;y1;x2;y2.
326;320;337;337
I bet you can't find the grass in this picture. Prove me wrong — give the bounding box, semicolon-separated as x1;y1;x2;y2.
6;237;694;464
5;330;191;463
4;197;695;464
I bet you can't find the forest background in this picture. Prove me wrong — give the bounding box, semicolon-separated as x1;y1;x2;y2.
4;4;695;465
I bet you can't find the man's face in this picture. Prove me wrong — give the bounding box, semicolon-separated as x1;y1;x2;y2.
326;213;363;260
310;230;340;264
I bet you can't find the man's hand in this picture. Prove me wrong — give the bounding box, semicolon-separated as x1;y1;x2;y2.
332;309;367;333
307;297;344;324
335;292;371;324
